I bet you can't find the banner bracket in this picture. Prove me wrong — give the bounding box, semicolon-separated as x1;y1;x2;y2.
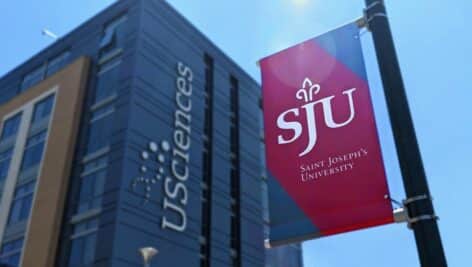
407;214;439;229
403;194;432;206
363;1;388;31
393;207;408;223
401;194;439;229
355;17;368;29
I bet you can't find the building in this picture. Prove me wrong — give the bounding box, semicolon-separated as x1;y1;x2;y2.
0;1;303;267
265;245;304;267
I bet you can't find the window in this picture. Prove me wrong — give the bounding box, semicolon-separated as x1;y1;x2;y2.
94;57;121;104
261;182;269;223
200;54;214;267
82;156;108;174
86;106;113;155
0;148;13;183
229;76;241;267
46;51;70;76
31;95;55;124
260;143;267;179
90;103;114;122
99;14;127;57
7;181;36;225
77;168;107;214
0;113;22;142
68;218;98;267
0;238;24;267
20;130;47;171
20;65;46;92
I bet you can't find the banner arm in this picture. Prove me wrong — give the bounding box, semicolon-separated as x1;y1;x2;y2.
257;16;366;68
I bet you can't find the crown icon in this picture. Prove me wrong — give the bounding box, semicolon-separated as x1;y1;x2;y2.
296;78;321;103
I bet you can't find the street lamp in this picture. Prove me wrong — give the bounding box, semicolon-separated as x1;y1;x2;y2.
139;247;158;267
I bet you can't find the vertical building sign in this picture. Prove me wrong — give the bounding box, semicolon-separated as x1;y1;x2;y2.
260;23;394;246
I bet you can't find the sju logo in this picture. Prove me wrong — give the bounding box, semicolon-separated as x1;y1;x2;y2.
277;78;357;157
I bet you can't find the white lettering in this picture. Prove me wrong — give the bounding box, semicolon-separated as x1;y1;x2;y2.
276;108;302;144
161;198;187;232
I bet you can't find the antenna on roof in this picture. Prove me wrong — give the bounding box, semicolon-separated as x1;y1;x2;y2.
42;28;58;40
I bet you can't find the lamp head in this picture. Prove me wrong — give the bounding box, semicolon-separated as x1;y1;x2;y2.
139;247;158;264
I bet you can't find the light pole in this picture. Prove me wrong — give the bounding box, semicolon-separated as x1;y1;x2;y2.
364;0;447;266
139;247;158;267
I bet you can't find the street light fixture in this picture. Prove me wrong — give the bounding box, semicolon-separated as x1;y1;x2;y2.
139;247;158;267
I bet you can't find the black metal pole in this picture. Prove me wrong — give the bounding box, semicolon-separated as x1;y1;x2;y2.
363;1;447;266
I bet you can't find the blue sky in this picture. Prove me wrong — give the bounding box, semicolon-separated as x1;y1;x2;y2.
0;1;470;266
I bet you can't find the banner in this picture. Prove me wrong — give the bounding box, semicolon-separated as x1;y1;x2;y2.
260;22;393;246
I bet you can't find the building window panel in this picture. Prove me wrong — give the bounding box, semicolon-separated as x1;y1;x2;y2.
229;76;241;267
7;181;36;225
68;218;98;267
200;54;214;267
20;65;46;92
77;169;106;214
82;155;108;174
261;181;270;222
99;14;127;58
20;130;47;172
0;113;22;142
0;148;13;184
31;95;55;124
86;109;113;155
94;59;121;104
46;51;70;76
90;105;114;123
67;237;84;267
82;233;96;264
0;238;24;267
99;31;114;49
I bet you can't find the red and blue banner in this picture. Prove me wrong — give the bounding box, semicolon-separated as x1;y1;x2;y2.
260;22;394;246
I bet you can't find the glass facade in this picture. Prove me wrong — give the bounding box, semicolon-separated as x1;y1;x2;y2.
0;238;23;267
99;14;127;59
46;51;70;77
20;65;46;92
85;109;113;155
0;113;22;206
0;93;55;267
19;51;70;93
0;1;304;266
7;181;35;225
0;149;13;184
200;54;214;267
19;130;47;171
67;218;99;267
230;76;241;267
94;58;121;104
76;156;107;214
31;95;54;124
0;114;22;142
56;16;126;266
